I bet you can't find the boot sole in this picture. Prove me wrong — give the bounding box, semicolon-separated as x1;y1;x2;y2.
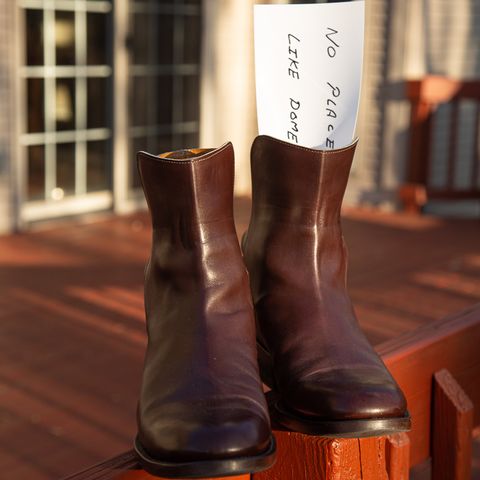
134;435;276;479
257;342;412;438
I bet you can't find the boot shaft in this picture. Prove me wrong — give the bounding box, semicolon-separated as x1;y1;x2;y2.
137;142;249;326
250;135;357;227
137;143;236;244
244;135;358;318
244;136;409;434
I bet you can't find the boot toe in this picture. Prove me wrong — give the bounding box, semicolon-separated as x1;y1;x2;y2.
284;367;407;421
139;408;271;463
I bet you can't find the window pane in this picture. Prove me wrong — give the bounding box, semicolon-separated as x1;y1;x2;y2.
131;14;149;65
87;12;108;65
184;15;201;64
181;133;200;149
172;134;186;151
56;143;76;196
27;145;45;200
87;77;108;129
152;75;173;125
27;78;45;133
153;15;174;65
153;135;173;156
26;9;44;66
130;76;149;127
87;141;111;192
183;74;199;122
56;78;76;131
55;11;76;65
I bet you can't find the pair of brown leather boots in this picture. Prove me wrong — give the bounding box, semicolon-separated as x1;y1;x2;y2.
134;136;410;478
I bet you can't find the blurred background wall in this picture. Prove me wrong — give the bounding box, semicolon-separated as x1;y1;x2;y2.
0;0;17;234
0;0;479;235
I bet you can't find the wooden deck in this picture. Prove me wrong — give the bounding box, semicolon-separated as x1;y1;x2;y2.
0;198;478;479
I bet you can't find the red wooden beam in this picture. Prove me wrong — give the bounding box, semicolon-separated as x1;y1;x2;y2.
63;304;480;479
406;76;480;104
432;369;474;480
253;433;389;480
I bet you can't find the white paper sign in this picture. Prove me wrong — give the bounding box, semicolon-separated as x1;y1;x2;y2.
254;1;365;150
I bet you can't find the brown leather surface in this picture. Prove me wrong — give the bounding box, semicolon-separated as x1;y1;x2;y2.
136;143;271;462
243;135;407;421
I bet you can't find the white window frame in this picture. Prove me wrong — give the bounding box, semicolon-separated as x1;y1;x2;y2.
17;0;114;223
15;0;202;224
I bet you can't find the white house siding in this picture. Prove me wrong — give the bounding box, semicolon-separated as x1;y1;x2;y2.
200;0;289;196
346;0;410;208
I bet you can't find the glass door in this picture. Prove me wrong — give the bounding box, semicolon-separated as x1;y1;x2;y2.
19;0;113;222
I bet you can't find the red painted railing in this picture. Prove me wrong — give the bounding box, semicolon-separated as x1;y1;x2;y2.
401;76;480;213
64;304;480;480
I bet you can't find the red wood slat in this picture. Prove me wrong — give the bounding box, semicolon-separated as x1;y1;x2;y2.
432;369;474;480
472;102;480;190
386;433;410;480
404;77;480;207
447;100;460;190
408;100;433;185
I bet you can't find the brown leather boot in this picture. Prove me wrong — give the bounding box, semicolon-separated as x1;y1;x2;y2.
242;135;411;437
135;143;276;478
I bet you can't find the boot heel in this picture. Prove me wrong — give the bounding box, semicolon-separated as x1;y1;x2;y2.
257;341;276;389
